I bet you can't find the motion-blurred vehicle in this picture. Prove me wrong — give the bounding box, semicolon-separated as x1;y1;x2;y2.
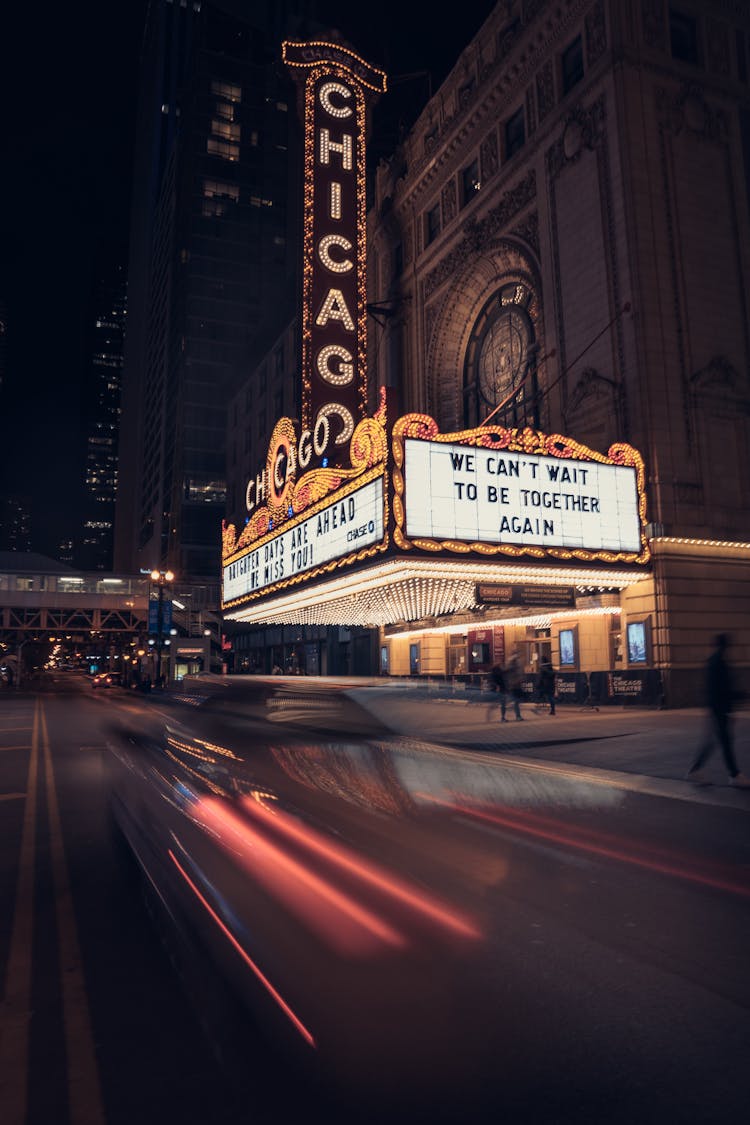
92;671;122;688
106;676;499;1119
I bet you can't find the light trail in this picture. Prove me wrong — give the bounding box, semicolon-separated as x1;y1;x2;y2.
168;848;316;1047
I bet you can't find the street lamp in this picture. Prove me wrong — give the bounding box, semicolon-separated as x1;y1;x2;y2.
150;569;175;687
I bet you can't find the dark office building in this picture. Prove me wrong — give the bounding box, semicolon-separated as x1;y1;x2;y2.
0;300;7;394
115;0;317;581
0;497;32;554
79;267;127;571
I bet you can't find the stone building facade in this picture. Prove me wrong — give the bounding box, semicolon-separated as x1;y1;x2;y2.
367;0;750;704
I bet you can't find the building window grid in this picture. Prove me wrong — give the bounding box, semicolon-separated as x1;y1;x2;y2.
425;203;441;246
669;8;701;66
504;106;526;159
211;79;242;102
561;35;584;95
207;138;239;161
461;157;481;207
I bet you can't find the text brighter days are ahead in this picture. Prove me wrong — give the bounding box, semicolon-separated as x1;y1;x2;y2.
404;440;641;552
224;477;384;601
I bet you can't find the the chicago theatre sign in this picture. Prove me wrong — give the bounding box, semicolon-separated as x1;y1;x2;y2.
283;39;386;467
221;40;650;626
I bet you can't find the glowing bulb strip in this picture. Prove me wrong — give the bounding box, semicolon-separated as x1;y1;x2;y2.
650;537;750;552
223;558;646;627
281;41;388;95
390;604;622;640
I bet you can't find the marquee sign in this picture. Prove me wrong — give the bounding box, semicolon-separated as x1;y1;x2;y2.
392;414;650;566
222;409;649;615
222;412;389;608
283;40;386;470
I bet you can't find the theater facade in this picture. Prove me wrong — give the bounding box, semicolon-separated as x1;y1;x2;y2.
223;4;750;706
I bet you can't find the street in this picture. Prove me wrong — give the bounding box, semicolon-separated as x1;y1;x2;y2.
1;675;748;1124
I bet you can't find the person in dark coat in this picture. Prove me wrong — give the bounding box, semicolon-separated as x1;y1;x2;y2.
686;633;750;787
490;659;522;722
537;661;556;714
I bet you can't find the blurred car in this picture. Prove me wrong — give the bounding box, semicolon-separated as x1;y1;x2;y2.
106;676;497;1119
92;671;122;688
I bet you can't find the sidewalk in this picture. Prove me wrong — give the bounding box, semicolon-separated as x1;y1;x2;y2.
370;690;750;812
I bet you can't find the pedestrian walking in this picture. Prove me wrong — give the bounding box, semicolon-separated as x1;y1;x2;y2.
537;661;556;715
487;663;511;722
686;633;750;788
504;652;524;721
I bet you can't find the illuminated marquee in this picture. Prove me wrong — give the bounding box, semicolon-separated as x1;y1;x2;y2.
222;411;389;608
224;475;385;604
392;414;650;565
283;40;386;469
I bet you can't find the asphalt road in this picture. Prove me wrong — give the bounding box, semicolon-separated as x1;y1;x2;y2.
0;675;748;1125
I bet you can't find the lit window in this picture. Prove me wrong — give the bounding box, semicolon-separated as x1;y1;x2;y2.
203;179;239;201
211;80;242;102
207;138;239;161
211;119;241;141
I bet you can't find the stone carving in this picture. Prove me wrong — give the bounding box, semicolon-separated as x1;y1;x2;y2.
547;96;606;180
523;0;546;24
585;0;607;68
642;0;666;50
424;170;537;301
526;85;537;135
403;222;413;267
565;367;623;425
656;84;729;145
510;210;540;257
691;356;748;405
480;129;499;181
441;178;457;225
536;61;555;122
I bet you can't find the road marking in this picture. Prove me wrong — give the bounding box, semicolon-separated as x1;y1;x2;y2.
0;793;26;802
0;698;40;1125
0;727;32;733
40;704;106;1125
0;746;32;752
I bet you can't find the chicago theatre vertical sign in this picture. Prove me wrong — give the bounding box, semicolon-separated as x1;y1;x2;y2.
283;39;387;469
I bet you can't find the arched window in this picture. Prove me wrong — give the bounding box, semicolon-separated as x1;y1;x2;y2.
464;282;535;427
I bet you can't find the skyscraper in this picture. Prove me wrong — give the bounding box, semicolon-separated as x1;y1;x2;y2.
115;0;316;581
79;267;127;571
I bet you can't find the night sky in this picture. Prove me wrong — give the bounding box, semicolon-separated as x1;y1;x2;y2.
0;0;496;558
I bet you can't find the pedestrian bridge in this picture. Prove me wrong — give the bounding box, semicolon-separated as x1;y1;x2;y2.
0;552;221;661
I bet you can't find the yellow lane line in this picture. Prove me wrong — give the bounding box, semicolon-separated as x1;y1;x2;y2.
40;704;106;1125
0;698;40;1125
0;727;33;732
0;793;26;802
0;746;32;752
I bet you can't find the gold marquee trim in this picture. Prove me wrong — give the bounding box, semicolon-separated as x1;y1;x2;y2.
222;414;388;563
391;413;651;566
222;464;390;609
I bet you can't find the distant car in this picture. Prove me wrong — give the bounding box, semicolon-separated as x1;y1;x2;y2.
92;671;122;688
